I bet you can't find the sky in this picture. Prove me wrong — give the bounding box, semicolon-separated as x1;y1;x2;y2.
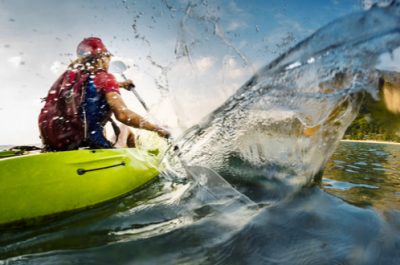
0;0;368;145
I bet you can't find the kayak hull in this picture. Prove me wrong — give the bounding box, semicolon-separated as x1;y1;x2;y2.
0;148;160;226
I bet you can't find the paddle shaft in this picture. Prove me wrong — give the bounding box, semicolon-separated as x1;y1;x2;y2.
121;73;150;112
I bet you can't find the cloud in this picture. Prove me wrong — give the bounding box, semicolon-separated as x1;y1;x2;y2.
195;56;215;73
228;0;247;16
7;56;23;67
50;61;63;74
376;47;400;72
226;20;247;31
222;56;250;80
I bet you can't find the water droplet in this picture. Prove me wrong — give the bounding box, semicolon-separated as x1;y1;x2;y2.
285;61;302;70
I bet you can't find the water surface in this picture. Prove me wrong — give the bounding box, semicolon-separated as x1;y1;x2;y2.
1;142;399;265
323;141;400;211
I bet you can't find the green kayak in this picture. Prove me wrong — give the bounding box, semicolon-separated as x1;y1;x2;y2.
0;147;162;226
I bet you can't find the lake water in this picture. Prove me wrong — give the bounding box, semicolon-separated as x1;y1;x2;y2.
0;141;399;265
323;141;400;212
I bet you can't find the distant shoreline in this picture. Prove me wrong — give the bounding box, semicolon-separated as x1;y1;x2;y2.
341;139;400;145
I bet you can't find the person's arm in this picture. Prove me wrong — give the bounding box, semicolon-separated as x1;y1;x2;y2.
105;92;170;138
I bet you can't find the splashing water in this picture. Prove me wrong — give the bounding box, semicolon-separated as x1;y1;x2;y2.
163;2;400;197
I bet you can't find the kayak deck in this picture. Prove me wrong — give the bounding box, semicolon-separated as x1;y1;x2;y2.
0;148;160;226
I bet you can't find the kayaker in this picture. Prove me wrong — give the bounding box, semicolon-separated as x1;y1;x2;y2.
39;37;169;151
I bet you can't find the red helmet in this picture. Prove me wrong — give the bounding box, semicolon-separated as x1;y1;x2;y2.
76;37;110;57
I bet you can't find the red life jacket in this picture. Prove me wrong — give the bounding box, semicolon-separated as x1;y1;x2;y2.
38;70;89;151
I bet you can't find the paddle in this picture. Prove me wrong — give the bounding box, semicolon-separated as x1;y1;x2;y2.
109;60;149;112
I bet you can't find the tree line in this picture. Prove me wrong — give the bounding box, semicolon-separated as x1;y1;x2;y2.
344;93;400;142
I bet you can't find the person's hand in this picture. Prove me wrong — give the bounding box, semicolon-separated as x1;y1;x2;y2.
119;80;135;91
156;127;171;139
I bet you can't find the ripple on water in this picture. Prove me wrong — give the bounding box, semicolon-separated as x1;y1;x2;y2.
323;142;400;211
323;179;379;191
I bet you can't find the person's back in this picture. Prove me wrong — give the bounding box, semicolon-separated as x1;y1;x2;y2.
39;69;89;150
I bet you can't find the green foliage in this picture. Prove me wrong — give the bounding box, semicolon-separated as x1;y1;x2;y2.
344;94;400;142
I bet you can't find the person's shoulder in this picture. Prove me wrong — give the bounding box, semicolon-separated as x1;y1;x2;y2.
94;70;119;92
95;70;116;81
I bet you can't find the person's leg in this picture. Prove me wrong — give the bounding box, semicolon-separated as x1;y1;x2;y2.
126;129;136;148
112;123;135;148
